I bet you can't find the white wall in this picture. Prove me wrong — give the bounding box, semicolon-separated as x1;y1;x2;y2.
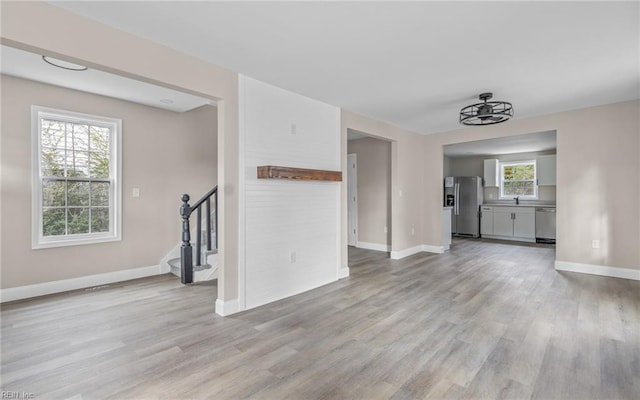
241;76;341;310
443;155;453;178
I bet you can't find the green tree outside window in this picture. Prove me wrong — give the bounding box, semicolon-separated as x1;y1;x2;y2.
40;119;111;236
500;162;537;198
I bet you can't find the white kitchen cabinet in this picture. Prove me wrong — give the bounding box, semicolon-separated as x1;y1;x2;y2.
513;210;536;239
482;205;536;242
492;207;514;237
537;155;556;186
443;207;452;250
484;159;499;187
480;206;494;236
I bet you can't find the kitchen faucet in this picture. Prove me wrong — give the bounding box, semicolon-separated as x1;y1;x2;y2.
513;196;520;205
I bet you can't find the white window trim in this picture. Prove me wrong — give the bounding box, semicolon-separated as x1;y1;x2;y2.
31;106;122;249
499;160;538;200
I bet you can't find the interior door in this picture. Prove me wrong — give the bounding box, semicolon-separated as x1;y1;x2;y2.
347;154;358;246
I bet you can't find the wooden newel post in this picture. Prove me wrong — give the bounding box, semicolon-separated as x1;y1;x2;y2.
180;194;193;284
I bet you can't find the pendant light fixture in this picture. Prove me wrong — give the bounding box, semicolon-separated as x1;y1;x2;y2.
459;92;513;126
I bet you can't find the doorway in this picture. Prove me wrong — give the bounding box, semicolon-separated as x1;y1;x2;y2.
442;130;557;251
346;130;392;270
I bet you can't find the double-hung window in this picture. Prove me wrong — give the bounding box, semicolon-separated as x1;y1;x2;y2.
32;106;121;248
499;160;538;199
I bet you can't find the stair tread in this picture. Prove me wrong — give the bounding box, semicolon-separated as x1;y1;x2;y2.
193;264;213;271
166;248;219;282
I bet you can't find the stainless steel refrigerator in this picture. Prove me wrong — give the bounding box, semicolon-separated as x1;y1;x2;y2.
444;176;483;237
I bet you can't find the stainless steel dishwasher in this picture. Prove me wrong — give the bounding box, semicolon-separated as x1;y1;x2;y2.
535;207;556;244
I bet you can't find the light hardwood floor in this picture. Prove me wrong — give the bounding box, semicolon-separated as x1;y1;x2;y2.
1;238;639;399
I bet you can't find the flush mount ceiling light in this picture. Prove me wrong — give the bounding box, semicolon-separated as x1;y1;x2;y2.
459;92;513;126
42;56;88;71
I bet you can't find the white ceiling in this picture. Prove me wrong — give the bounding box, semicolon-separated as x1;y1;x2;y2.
50;1;639;135
443;130;557;158
347;131;368;141
0;45;212;113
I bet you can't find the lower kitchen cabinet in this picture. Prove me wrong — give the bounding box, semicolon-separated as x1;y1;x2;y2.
481;206;536;242
513;210;535;238
480;206;494;235
493;208;514;236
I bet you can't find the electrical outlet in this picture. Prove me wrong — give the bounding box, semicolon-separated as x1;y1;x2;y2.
290;251;297;263
411;227;415;235
384;226;388;233
399;189;403;197
591;240;600;249
132;188;140;198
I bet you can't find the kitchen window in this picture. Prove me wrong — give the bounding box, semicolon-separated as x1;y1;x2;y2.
499;160;538;199
32;106;121;249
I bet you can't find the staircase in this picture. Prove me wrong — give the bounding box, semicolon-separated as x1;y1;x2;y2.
164;231;219;282
168;255;218;282
162;186;218;284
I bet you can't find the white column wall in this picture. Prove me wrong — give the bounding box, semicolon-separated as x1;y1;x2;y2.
240;76;341;310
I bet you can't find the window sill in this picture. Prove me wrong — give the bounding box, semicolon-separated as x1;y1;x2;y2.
32;234;121;250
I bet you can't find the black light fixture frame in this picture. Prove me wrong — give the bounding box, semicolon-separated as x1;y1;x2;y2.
459;92;513;126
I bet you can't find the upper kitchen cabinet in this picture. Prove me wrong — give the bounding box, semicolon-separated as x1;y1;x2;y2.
483;159;499;187
537;155;556;186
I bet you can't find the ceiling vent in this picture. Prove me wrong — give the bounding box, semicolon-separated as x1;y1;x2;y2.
459;92;513;126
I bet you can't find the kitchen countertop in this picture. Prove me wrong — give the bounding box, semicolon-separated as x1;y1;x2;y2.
483;203;556;207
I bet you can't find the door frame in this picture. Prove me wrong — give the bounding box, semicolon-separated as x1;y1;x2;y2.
347;153;358;246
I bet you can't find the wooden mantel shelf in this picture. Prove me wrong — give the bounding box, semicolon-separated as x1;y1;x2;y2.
257;165;342;182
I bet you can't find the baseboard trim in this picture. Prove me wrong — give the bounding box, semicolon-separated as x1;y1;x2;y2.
555;261;640;281
422;244;445;254
215;298;240;316
338;266;350;279
0;265;164;303
356;241;391;252
390;244;446;260
390;245;423;260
